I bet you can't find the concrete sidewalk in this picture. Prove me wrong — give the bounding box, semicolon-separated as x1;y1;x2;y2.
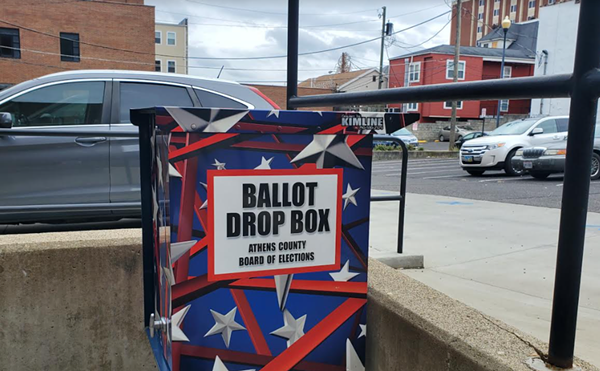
369;191;600;367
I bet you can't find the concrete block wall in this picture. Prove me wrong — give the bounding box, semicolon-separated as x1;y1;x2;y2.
0;230;156;371
406;114;529;141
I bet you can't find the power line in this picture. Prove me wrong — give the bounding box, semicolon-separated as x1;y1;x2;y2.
391;13;454;50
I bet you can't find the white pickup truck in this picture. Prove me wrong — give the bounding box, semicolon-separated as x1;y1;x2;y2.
460;116;569;176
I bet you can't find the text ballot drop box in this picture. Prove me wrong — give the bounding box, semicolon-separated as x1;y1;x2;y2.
133;107;409;371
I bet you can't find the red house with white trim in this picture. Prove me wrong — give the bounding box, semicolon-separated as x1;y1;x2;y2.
388;44;535;123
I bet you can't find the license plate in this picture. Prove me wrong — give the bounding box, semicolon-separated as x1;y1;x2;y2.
463;156;473;163
523;161;533;169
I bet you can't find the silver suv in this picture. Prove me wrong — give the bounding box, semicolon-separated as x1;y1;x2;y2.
0;70;276;223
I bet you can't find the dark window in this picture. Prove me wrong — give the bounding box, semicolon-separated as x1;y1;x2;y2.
0;28;20;59
119;82;193;122
0;81;104;127
372;75;376;82
155;60;161;72
60;32;80;62
194;89;248;109
167;60;176;73
537;119;557;134
556;118;569;132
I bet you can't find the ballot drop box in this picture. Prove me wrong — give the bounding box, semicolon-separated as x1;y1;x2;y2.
133;107;405;371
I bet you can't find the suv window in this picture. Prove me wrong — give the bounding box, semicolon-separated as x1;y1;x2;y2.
556;118;569;132
443;126;450;130
0;81;104;127
194;89;248;109
536;119;557;134
119;82;193;122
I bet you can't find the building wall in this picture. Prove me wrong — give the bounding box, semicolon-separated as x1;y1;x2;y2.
339;70;387;92
155;21;188;75
389;54;484;121
389;54;533;121
530;1;582;118
480;61;534;115
451;0;569;47
0;0;154;85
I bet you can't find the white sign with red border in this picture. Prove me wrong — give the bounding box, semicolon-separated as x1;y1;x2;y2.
207;168;342;281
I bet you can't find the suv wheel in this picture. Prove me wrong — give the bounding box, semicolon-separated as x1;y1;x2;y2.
504;148;525;176
466;170;485;176
530;171;550;180
439;135;445;142
591;153;600;180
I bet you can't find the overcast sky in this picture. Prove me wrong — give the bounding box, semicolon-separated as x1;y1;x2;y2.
146;0;453;85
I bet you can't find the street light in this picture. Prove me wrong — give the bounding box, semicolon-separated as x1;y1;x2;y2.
496;16;512;128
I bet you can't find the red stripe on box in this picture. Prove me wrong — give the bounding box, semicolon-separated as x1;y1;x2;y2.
230;289;272;356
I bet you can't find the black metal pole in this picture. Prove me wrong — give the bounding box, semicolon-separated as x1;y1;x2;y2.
397;139;408;254
288;73;572;108
496;28;507;128
548;0;600;368
286;0;299;110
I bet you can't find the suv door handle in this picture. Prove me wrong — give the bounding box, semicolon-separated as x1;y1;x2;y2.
75;136;107;145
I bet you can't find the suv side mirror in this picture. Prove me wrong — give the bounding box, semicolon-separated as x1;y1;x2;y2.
0;112;13;128
531;127;544;135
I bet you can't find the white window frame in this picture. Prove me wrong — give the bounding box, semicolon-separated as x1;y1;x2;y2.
155;59;161;72
510;4;517;12
408;62;421;83
528;0;535;8
167;31;176;46
477;25;482;33
407;102;418;111
155;30;161;44
444;101;463;110
500;99;510;112
446;60;466;80
493;9;499;16
478;12;484;20
167;60;176;73
479;0;484;6
503;65;512;78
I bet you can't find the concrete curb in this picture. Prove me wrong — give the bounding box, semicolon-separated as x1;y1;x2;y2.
373;150;459;161
374;252;424;269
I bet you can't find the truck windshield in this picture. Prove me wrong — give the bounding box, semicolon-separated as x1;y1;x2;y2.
490;119;538;136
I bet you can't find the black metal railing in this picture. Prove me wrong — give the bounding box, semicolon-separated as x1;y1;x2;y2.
370;135;407;254
285;0;599;368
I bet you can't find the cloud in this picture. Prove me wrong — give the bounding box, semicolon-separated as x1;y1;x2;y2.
147;0;452;84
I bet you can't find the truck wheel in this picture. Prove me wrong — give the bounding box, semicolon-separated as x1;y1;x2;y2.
530;171;550;180
504;149;525;176
439;135;445;142
591;153;600;180
466;170;485;176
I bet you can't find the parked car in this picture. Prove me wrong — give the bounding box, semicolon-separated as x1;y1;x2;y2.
455;131;488;149
438;125;473;142
460;116;569;176
511;125;600;180
0;70;277;224
377;128;419;147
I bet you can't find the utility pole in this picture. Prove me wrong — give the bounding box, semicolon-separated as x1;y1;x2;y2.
378;6;386;90
449;0;462;150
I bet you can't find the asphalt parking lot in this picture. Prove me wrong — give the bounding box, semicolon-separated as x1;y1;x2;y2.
372;158;600;212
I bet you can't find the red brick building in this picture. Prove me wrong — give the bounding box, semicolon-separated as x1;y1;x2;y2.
0;0;154;87
388;45;535;122
451;0;572;47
